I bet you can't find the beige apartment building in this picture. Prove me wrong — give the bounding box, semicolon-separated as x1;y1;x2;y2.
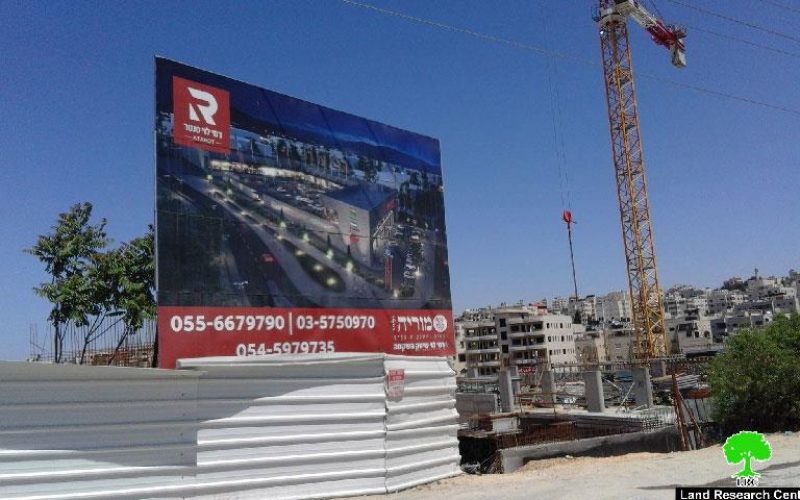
456;305;577;379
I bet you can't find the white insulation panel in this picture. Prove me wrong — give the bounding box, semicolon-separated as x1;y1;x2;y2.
0;362;202;500
180;354;388;499
383;356;461;492
0;353;460;499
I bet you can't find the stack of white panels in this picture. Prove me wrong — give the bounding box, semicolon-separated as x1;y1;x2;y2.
0;354;460;499
179;354;388;499
0;362;201;499
383;355;460;492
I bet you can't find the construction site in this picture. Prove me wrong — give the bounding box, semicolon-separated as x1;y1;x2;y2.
456;357;715;474
5;0;800;498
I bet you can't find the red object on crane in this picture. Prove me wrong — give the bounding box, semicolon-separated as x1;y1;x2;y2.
600;0;687;67
561;210;580;320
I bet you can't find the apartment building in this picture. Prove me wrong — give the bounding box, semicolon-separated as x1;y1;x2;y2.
456;305;577;379
575;329;608;364
666;317;715;354
596;291;633;323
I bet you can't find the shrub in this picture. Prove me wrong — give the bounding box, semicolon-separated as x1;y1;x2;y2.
709;314;800;434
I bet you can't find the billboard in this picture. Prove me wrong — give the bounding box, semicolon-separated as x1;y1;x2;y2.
155;58;453;367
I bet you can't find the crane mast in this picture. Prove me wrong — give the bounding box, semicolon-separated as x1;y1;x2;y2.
595;0;685;361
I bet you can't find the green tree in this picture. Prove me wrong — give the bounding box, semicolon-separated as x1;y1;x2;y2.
95;227;156;365
723;431;772;478
28;203;155;364
27;203;108;362
709;313;800;433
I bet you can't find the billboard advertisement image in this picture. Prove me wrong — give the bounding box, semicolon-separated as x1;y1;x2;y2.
155;58;453;367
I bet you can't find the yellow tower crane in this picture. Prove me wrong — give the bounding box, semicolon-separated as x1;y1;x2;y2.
594;0;686;361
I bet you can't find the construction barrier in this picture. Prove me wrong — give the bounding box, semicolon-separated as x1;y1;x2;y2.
0;362;202;499
384;356;460;492
0;354;460;499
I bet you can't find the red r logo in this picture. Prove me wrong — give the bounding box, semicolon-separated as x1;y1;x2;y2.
172;76;230;154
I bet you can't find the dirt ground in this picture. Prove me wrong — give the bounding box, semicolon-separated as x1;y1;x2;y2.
374;432;800;500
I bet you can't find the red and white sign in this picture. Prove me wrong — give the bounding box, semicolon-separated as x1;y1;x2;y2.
386;369;405;399
158;306;454;368
172;76;230;154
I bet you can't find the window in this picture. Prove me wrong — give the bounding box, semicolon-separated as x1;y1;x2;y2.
502;345;509;353
501;331;507;341
499;319;506;327
562;349;566;355
548;336;551;342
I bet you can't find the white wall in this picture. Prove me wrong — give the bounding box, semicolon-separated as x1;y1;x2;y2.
0;362;202;499
0;354;459;499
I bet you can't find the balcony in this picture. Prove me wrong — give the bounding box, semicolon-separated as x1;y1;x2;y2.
512;358;542;366
465;346;501;354
509;344;544;352
464;333;499;341
508;330;545;340
472;360;501;368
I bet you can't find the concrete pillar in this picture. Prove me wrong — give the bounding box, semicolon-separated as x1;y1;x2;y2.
467;366;479;378
650;360;667;378
498;368;514;413
541;370;556;404
583;370;605;413
632;366;654;407
510;365;521;395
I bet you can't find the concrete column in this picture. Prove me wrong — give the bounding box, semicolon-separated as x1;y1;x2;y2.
498;368;514;413
632;366;654;407
541;370;556;405
650;360;667;378
583;370;605;413
510;365;521;395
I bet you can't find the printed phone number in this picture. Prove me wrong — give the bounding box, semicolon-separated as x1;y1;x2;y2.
169;314;377;333
236;341;335;356
170;315;286;333
295;315;375;330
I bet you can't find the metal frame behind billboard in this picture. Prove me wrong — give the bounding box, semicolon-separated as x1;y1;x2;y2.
155;58;453;367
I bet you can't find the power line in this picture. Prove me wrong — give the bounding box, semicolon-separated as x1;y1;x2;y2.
340;0;800;117
541;9;573;212
681;24;800;57
339;0;596;66
754;0;800;16
664;0;800;44
686;24;800;59
649;0;800;59
636;71;800;117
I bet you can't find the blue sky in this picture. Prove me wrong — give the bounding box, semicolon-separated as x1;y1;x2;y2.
1;0;798;360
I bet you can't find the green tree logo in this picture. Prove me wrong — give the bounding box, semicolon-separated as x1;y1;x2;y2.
723;431;772;478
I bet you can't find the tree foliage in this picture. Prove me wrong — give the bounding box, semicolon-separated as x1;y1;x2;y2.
27;203;154;363
709;314;800;433
27;203;108;362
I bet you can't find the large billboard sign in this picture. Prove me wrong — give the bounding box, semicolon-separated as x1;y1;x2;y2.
155;58;454;367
